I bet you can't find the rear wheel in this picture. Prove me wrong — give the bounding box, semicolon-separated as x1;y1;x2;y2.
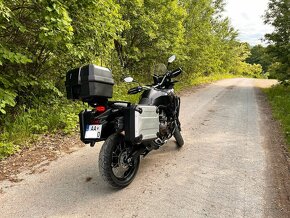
174;126;184;147
99;134;140;188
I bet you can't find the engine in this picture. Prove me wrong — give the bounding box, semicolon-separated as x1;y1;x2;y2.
159;111;170;137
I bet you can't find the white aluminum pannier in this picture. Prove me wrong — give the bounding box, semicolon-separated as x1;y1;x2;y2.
134;105;159;140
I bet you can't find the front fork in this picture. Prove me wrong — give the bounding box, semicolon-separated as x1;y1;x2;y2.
175;96;181;131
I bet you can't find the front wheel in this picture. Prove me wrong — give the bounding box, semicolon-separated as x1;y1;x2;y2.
98;134;140;188
174;127;184;147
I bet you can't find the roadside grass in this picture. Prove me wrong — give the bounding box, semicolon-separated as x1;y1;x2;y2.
175;73;242;92
0;73;246;160
264;85;290;151
190;73;240;85
0;101;84;159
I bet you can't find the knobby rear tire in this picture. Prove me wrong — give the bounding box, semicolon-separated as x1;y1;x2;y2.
98;133;140;188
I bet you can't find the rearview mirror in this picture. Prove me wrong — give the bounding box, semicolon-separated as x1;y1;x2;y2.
124;77;134;83
168;55;176;64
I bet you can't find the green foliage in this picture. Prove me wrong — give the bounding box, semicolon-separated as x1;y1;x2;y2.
114;0;186;72
267;62;284;79
264;0;290;81
0;0;265;159
0;142;19;160
0;0;126;114
231;62;263;78
264;85;290;151
0;86;17;114
0;46;32;65
246;45;272;73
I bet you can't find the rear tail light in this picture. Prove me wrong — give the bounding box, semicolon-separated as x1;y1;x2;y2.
95;105;106;113
91;105;106;124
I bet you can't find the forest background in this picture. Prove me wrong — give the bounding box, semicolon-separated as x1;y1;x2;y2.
0;0;289;158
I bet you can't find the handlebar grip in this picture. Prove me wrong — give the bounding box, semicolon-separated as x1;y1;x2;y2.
170;67;182;78
128;86;142;95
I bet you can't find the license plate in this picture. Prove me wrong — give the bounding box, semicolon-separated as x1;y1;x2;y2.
85;125;102;139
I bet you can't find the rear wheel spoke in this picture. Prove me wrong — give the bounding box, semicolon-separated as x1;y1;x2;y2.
99;134;140;188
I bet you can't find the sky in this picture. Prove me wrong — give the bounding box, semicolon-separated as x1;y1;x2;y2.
223;0;274;46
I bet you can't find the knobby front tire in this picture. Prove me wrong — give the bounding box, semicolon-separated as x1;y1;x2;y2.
174;127;184;147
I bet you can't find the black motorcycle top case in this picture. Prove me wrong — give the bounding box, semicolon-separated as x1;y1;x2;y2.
65;64;114;102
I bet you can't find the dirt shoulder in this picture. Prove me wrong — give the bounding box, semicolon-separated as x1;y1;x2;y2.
255;88;290;216
0;134;84;182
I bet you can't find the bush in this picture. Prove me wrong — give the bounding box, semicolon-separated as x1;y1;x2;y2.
0;142;19;160
0;99;84;159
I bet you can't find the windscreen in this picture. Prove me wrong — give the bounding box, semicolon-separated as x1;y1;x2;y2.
153;63;167;76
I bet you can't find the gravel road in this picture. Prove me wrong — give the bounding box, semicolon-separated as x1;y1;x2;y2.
0;78;289;218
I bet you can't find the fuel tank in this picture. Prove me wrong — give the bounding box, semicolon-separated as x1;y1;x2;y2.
139;88;173;107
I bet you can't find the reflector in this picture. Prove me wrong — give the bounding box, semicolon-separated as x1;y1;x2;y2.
91;119;100;125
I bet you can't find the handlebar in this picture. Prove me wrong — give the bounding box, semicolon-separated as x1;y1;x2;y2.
127;86;142;94
156;67;182;88
127;67;182;94
169;67;182;78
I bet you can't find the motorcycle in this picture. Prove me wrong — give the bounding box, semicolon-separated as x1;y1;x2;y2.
65;55;183;188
